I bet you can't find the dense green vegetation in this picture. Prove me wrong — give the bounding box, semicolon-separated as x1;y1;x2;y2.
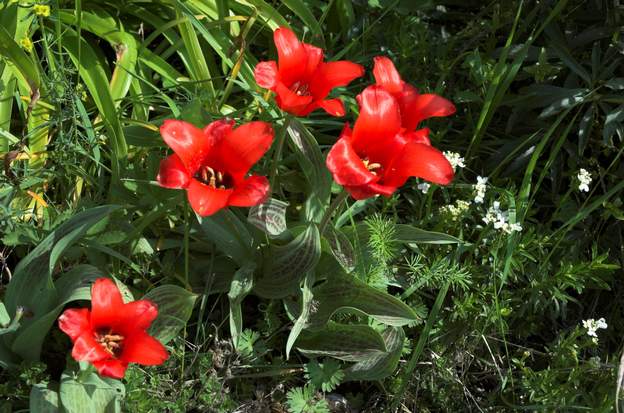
1;0;623;411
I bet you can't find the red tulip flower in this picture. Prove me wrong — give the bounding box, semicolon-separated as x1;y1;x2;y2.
58;278;168;379
326;85;454;200
156;119;274;216
254;27;364;117
372;56;456;131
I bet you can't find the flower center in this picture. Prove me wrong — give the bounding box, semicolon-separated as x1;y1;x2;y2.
194;165;232;189
290;81;310;96
95;329;124;357
362;159;382;175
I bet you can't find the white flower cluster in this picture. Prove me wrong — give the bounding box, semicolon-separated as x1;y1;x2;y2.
443;151;465;170
417;182;431;194
473;176;488;204
482;201;522;234
577;168;592;192
582;318;607;338
441;199;470;220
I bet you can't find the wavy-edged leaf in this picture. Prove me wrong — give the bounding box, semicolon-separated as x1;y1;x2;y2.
248;198;288;237
296;322;387;362
287;120;332;222
59;371;124;413
197;209;254;266
144;285;198;345
286;272;315;359
308;272;418;328
228;262;255;348
5;205;119;316
30;382;60;413
324;228;355;272
344;327;404;381
255;225;321;299
10;265;103;361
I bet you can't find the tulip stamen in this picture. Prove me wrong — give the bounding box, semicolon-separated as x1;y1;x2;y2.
363;159;382;175
195;166;230;189
95;329;125;357
291;81;310;96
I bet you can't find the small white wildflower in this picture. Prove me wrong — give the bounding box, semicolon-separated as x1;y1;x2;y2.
501;222;522;234
577;168;592;192
441;199;470;220
443;151;465;170
483;201;522;234
582;318;607;337
473;176;488;204
417;182;431;194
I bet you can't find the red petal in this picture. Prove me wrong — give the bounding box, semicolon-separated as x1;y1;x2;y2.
384;142;454;187
58;308;91;341
402;93;456;130
344;182;397;200
302;44;323;80
318;98;345;117
72;332;110;362
92;359;128;379
274;27;307;86
122;300;158;331
407;128;431;145
202;118;235;144
157;154;190;189
309;61;364;101
254;60;279;89
186;179;233;217
373;56;404;95
216;121;274;175
326;137;377;186
351;85;402;159
160;120;212;174
90;278;124;329
121;332;168;366
274;81;314;115
228;175;270;207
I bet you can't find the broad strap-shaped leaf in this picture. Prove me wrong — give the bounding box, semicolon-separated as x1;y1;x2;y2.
344;327;405;381
5;205;119;317
228;262;256;348
59;371;124;413
248;198;289;237
254;225;321;299
287;120;332;222
10;265;103;361
197;210;254;266
144;285;198;345
296;322;387;362
307;272;419;328
395;224;463;245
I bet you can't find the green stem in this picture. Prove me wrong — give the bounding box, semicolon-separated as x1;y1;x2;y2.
390;281;450;411
318;190;348;234
268;115;292;190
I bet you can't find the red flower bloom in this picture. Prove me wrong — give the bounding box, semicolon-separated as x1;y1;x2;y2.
326;85;454;200
254;27;364;117
156;119;274;216
373;56;456;131
58;278;168;379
